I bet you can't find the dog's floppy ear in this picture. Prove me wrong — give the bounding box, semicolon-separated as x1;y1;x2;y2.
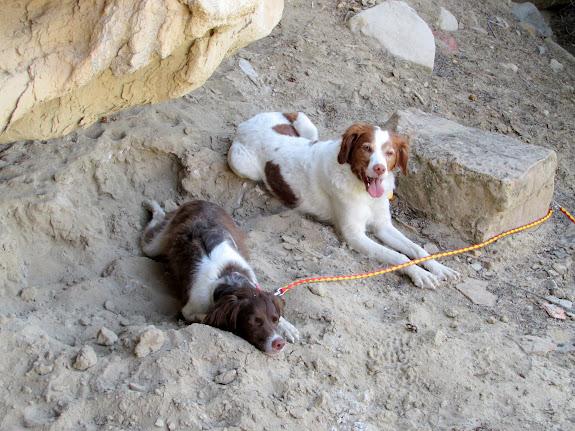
338;123;362;165
395;133;410;176
202;296;242;332
273;295;285;317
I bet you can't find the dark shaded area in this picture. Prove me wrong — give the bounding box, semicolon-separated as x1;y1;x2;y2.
549;2;575;56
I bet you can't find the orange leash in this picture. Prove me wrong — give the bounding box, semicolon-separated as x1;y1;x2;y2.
275;204;574;296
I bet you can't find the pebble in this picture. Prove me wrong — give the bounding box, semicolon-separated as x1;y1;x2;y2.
519;335;557;356
444;308;459;318
129;382;146;392
104;300;115;311
550;59;564;72
289;407;306;419
214;369;237;385
155;418;165;427
500;315;509;323
35;363;54;375
433;330;447;348
19;287;37;302
134;326;165;358
97;327;118;346
308;284;327;297
471;262;482;272
551;263;567;275
73;346;97;371
486;317;497;324
501;63;519;73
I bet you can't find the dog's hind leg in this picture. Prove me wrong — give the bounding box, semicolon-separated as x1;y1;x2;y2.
141;200;170;257
227;141;263;182
291;113;319;141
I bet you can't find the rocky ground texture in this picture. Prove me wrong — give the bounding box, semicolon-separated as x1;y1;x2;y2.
0;1;574;430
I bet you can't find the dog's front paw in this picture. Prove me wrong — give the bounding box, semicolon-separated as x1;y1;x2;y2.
406;265;439;289
425;261;460;281
278;317;300;344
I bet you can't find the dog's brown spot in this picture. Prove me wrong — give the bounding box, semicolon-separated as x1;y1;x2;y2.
264;161;298;207
273;124;300;137
283;112;299;123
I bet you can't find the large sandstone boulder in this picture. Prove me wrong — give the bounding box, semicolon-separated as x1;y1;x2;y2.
385;109;557;243
0;0;283;145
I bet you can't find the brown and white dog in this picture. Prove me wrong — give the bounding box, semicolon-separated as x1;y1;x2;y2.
228;112;459;289
141;199;299;354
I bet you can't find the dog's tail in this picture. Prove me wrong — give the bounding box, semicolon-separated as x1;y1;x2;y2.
288;112;318;141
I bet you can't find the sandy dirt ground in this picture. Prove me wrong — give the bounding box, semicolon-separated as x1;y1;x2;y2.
1;1;574;430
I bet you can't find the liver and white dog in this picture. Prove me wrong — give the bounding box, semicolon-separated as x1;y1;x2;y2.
142;199;299;354
228;112;459;289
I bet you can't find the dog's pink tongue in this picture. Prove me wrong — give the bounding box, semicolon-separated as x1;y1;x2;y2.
367;177;385;198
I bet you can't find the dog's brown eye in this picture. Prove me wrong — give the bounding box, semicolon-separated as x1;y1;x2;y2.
362;144;372;153
253;317;263;326
272;316;279;324
385;150;395;157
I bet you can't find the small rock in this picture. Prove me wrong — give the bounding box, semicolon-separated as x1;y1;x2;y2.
500;315;509;323
550;59;564;72
155;418;165;427
444;308;459;318
214;369;237;385
471;262;483;272
541;278;558;293
501;63;519;73
163;200;178;213
551;262;567;275
73;346;97;371
104;300;115;311
35;363;54;375
433;330;447;348
238;58;261;86
129;382;146;392
511;3;552;37
97;327;118;346
315;392;330;408
19;287;37;302
134;326;165;358
437;7;458;32
486;316;497;324
289;407;306;419
282;235;298;245
456;278;497;307
79;317;91;326
519;335;557;356
308;283;327;297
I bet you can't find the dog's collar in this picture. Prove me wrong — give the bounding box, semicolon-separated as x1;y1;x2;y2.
231;271;260;290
